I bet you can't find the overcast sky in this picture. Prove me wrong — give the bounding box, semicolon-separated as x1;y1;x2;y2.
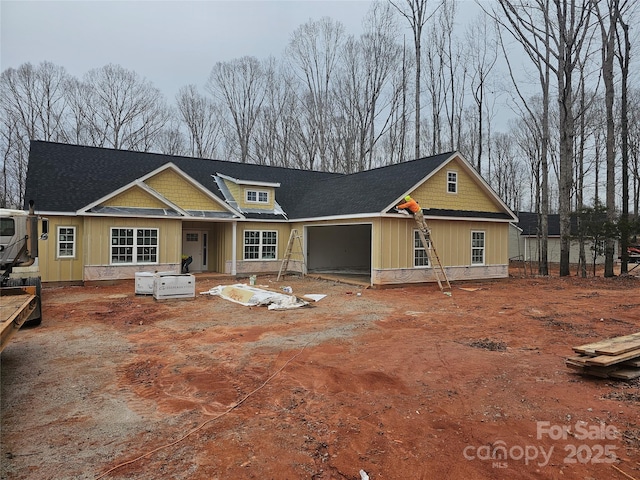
1;0;379;100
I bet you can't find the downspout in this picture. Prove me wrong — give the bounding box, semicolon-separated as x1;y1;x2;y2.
231;221;237;276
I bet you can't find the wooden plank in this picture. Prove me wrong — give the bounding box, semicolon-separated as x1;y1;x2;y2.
609;369;640;380
0;289;37;352
585;348;640;367
573;332;640;356
565;359;619;375
565;356;590;366
621;358;640;368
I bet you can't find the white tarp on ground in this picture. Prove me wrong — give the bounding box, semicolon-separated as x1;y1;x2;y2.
201;284;309;310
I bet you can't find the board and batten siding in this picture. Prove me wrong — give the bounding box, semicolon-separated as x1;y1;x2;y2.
373;217;509;284
37;216;84;283
225;221;291;275
82;216;182;281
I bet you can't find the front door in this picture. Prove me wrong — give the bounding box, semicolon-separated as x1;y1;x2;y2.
182;230;206;272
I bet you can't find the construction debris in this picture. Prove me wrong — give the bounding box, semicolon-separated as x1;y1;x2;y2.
566;332;640;380
202;284;309;310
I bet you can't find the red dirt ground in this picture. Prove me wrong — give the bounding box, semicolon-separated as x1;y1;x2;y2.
1;269;639;480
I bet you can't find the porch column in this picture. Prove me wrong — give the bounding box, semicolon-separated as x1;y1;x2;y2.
232;221;237;275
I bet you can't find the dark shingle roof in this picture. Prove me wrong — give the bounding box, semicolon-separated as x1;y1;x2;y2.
285;152;455;218
24;142;338;218
25;141;504;221
516;211;580;236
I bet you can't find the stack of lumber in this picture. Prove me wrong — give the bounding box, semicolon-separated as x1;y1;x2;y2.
566;332;640;380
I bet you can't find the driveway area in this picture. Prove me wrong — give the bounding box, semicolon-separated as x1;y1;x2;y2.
1;272;639;480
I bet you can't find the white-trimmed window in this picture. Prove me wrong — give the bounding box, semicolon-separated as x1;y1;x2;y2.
447;171;458;193
471;231;485;265
110;228;158;264
244;230;277;260
414;230;430;267
245;189;269;204
57;226;76;258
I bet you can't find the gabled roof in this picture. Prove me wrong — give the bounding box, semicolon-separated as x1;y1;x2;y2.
286;152;455;218
25;141;337;219
25;141;515;221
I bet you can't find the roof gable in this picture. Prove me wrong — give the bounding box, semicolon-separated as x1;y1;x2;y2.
102;185;170;209
419;156;504;213
144;166;228;212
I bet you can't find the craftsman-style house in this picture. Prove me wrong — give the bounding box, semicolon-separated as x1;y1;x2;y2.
24;141;517;286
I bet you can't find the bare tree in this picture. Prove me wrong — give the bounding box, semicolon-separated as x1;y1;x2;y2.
389;0;433;159
489;131;524;211
287;17;345;171
155;111;188;156
423;21;446;155
439;0;467;152
333;2;402;172
614;0;634;274
493;0;593;276
593;0;618;277
83;64;169;151
466;13;498;172
176;84;224;159
0;61;70;207
491;0;553;275
207;57;266;163
0;61;69;143
253;58;302;168
631;92;640;219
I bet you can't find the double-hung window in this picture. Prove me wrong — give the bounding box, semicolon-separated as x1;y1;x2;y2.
414;230;430;267
57;226;76;258
244;230;277;260
110;228;158;264
471;231;485;265
447;171;458;193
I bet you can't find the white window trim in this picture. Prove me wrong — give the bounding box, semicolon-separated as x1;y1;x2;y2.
243;230;278;261
447;170;458;194
245;188;270;204
110;227;159;265
471;230;485;265
57;226;76;259
413;230;431;268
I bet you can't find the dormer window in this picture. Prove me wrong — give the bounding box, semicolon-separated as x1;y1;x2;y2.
246;189;269;204
447;171;458;194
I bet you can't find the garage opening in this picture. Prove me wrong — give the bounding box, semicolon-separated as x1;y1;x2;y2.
306;224;371;282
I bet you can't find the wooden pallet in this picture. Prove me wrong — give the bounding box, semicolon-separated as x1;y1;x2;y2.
566;332;640;380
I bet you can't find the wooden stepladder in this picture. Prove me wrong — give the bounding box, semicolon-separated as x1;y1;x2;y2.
277;229;305;281
415;219;452;294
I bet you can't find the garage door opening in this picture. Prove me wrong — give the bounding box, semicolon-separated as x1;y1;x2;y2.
306;224;371;283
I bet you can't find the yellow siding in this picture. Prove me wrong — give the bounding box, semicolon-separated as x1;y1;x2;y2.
374;217;509;269
102;186;167;208
417;158;501;213
145;169;224;211
223;179;276;210
37;216;84;282
224;180;243;203
181;220;226;272
235;222;291;259
83;217;182;266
